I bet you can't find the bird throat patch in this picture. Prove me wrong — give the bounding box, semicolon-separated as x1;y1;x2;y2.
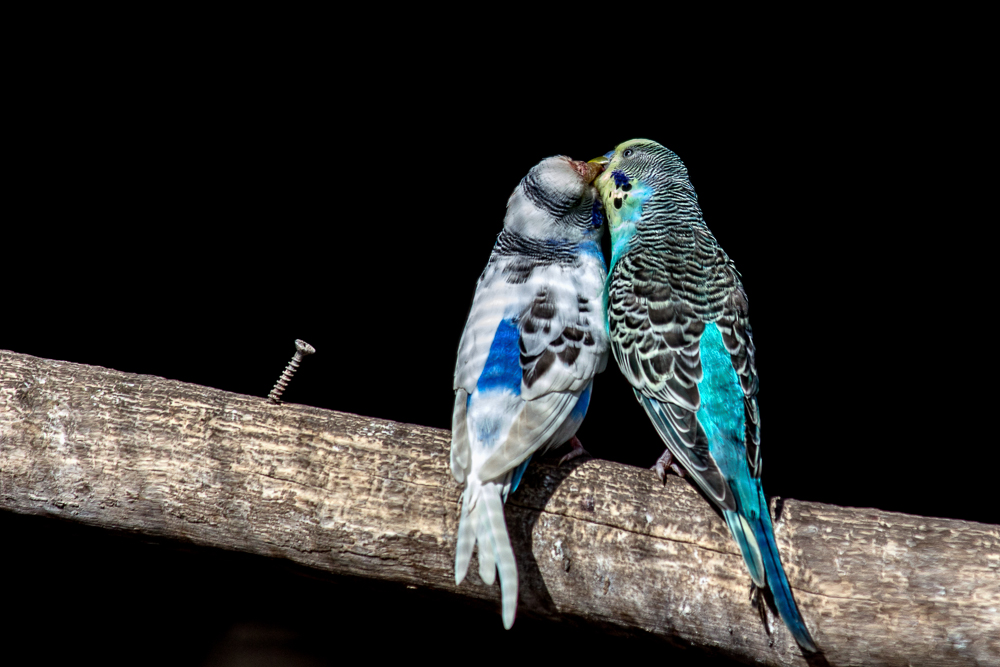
610;170;632;210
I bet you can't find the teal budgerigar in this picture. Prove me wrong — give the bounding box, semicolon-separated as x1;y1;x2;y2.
451;155;610;628
590;139;818;652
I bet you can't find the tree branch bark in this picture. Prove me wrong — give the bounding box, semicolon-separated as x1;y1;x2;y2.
1;350;996;666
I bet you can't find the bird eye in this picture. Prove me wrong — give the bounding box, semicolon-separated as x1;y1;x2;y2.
623;149;634;158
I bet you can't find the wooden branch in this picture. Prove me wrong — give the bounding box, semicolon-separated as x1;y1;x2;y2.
1;350;997;666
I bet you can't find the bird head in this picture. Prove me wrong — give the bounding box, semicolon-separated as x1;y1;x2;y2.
590;139;692;234
593;139;689;194
504;155;606;242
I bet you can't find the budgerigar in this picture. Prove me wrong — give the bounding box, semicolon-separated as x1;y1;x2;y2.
451;155;609;628
591;139;818;652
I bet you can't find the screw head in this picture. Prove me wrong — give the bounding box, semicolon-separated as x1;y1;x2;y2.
294;339;316;356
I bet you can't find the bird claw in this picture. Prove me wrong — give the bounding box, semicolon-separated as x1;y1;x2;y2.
651;450;687;482
558;436;590;466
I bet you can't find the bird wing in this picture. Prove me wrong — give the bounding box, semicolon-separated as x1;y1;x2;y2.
608;251;734;510
715;274;761;478
453;259;508;396
478;260;608;481
517;261;608;399
453;257;607;485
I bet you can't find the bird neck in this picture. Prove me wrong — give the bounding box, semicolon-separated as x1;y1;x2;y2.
493;229;594;263
609;219;638;276
605;173;705;274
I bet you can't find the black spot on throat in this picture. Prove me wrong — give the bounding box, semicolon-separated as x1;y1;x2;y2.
614;198;622;209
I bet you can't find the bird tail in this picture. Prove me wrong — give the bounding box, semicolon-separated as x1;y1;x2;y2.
454;481;519;629
724;490;818;653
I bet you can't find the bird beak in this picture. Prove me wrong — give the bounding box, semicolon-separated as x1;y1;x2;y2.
571;158;606;184
582;156;609;184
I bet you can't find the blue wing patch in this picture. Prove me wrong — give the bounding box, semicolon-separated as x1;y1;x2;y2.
698;321;757;516
477;318;522;395
696;322;745;443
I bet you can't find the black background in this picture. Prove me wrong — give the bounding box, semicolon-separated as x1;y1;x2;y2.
3;27;994;666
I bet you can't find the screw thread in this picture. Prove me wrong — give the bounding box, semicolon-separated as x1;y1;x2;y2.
268;340;314;403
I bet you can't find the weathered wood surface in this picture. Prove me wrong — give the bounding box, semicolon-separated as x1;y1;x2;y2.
1;350;997;666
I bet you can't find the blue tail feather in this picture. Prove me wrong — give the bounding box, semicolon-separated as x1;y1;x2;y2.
507;455;533;499
751;489;818;652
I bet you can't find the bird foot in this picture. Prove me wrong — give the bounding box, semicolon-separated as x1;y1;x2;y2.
651;450;687;482
558;436;590;466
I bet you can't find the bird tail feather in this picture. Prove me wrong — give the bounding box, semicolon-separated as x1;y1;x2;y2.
724;510;765;587
477;505;497;585
482;485;518;629
454;481;519;629
744;490;818;653
455;490;476;586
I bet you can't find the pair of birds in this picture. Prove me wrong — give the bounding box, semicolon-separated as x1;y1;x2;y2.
449;139;817;653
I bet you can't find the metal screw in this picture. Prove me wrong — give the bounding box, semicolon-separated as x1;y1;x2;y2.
268;339;316;403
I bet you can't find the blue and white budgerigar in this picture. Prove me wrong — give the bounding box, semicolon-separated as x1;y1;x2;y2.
591;139;818;652
451;155;610;628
